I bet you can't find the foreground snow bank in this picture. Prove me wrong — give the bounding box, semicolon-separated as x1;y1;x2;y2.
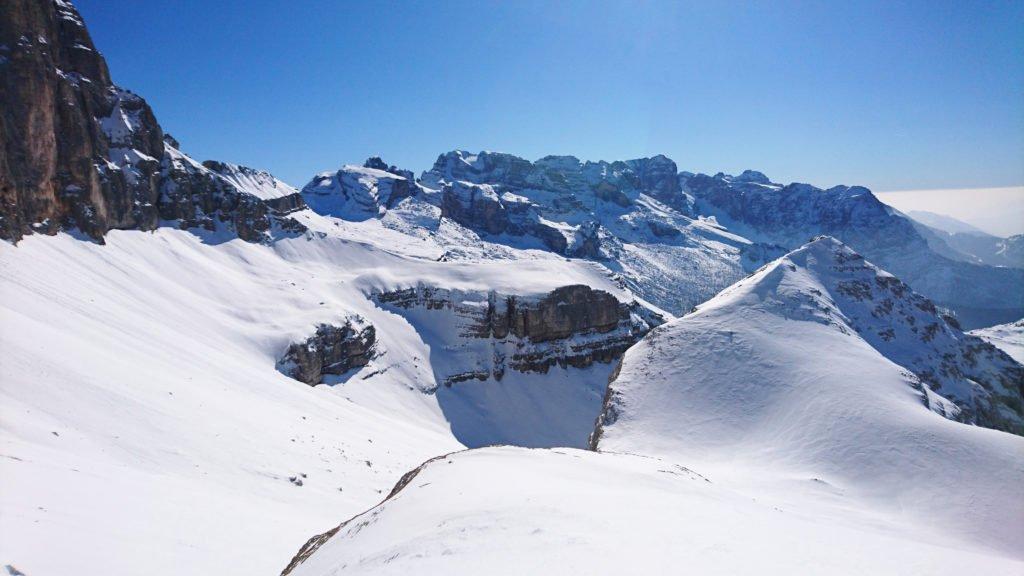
285;446;1023;576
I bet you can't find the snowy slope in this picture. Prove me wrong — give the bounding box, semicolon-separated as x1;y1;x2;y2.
594;237;1024;553
0;220;641;575
285;446;1022;576
204;160;301;200
284;238;1024;576
972;320;1024;364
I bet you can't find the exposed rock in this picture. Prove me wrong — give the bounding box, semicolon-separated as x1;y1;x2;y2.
423;150;687;213
280;450;467;576
439;180;568;253
202;160;307;215
0;0;300;243
374;284;663;384
732;169;771;185
569;221;603;259
278;319;377;385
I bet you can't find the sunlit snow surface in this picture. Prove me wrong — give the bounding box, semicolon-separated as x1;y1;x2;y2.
290;238;1023;576
0;218;630;575
972;319;1024;364
2;212;1022;575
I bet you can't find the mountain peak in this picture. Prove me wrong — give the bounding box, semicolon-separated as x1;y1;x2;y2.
679;237;1024;434
733;169;771;184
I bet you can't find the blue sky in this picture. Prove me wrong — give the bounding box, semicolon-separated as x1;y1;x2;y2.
76;0;1023;192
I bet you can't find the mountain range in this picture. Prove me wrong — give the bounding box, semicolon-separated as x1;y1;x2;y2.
1;2;1022;575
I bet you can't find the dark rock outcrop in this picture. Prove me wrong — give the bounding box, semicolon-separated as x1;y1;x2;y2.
278;320;377;385
0;0;302;243
375;284;663;384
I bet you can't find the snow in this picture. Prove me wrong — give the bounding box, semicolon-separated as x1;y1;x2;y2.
0;222;642;575
972;319;1024;363
3;126;1023;575
596;237;1024;556
300;166;413;221
211;161;300;200
288;447;1023;576
282;237;1023;576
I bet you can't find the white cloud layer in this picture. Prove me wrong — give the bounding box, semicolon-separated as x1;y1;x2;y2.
876;186;1024;237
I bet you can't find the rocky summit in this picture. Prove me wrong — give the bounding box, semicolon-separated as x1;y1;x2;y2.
0;0;305;242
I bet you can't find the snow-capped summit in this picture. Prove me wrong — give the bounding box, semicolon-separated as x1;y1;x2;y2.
595;236;1023;441
300;159;421;220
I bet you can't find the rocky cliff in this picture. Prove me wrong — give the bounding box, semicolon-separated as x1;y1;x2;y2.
0;0;304;243
374;283;662;386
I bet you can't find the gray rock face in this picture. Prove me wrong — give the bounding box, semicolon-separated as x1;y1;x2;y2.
0;0;302;243
812;242;1024;435
439;180;568;253
278;320;377;385
421;150;693;257
423;150;687;213
375;284;662;385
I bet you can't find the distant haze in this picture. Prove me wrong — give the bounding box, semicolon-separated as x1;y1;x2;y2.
876;187;1024;237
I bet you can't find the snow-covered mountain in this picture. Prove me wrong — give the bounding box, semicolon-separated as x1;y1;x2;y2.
298;151;785;318
292;152;1023;329
284;239;1024;575
906;211;1024;269
683;172;1024;328
0;220;659;574
3;2;1024;575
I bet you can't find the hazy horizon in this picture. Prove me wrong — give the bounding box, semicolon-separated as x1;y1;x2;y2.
876;186;1024;237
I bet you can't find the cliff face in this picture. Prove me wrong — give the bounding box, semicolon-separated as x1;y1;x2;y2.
0;0;303;243
1;0;155;239
374;283;662;386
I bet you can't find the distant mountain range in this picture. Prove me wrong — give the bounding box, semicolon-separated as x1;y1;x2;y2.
2;2;1022;575
3;9;1020;327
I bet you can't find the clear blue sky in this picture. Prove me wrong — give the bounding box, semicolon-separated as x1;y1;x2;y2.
76;0;1023;191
